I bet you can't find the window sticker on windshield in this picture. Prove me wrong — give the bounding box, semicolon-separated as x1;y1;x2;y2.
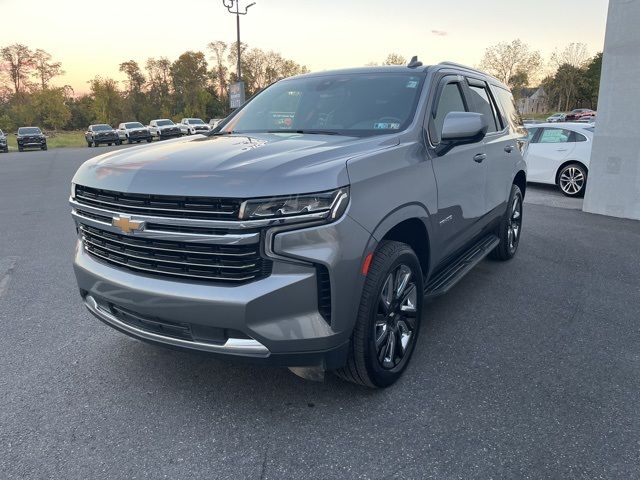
374;122;401;130
406;80;418;88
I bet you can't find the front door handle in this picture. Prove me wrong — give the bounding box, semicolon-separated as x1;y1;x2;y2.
504;145;514;153
473;153;486;163
556;148;568;152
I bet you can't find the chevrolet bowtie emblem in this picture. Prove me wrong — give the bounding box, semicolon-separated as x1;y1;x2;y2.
112;215;145;234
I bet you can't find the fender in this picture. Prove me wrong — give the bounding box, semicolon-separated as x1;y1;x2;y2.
354;202;434;277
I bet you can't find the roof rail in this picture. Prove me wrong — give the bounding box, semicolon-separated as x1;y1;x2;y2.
438;61;505;86
438;61;486;75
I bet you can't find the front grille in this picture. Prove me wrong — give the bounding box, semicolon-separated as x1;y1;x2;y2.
75;185;242;221
80;224;271;283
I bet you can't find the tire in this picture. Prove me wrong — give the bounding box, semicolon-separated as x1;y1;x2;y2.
127;136;133;144
146;138;152;143
557;163;587;197
87;141;92;147
334;240;423;388
116;140;122;146
42;144;47;151
490;184;523;261
18;146;23;152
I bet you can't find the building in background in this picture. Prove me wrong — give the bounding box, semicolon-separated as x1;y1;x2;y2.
516;87;549;115
583;0;640;221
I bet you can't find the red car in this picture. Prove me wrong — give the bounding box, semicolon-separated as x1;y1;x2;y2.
565;108;596;121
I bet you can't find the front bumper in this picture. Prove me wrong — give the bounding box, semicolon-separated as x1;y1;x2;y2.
72;213;372;368
158;130;182;138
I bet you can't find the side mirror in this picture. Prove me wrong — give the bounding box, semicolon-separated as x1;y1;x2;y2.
437;112;488;156
441;112;488;142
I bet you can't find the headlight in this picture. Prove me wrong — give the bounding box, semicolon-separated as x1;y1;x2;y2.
239;187;349;223
70;182;76;199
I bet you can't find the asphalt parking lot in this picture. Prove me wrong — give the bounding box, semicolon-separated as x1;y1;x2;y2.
1;147;639;479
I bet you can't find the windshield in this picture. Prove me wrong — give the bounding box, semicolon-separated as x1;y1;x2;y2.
18;127;42;135
189;119;205;124
125;122;144;128
93;124;112;131
157;120;174;126
221;73;425;136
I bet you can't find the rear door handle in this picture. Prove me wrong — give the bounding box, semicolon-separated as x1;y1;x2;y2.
504;145;514;153
473;153;486;163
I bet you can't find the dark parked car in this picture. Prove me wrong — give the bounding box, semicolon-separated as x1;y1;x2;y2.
85;124;121;147
16;127;47;151
0;129;8;153
565;109;595;121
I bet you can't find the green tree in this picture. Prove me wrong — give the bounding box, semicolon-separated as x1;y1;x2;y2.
0;44;35;96
146;57;172;118
32;49;64;90
383;53;406;65
171;51;210;117
479;39;542;88
89;76;121;124
31;87;71;129
119;60;146;120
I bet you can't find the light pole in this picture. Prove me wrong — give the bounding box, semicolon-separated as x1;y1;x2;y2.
221;0;255;82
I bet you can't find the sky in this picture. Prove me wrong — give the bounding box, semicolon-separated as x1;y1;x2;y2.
0;0;609;94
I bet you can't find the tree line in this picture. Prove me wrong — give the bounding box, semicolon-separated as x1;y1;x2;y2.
1;40;603;132
0;42;309;131
478;39;602;110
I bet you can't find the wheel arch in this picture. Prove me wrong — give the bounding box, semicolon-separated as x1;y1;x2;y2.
555;160;589;185
369;204;432;278
513;170;527;198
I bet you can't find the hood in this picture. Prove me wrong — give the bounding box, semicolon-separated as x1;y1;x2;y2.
73;132;398;197
157;124;179;129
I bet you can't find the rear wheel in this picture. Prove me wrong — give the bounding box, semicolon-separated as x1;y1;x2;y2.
490;184;523;261
557;163;587;197
334;240;423;388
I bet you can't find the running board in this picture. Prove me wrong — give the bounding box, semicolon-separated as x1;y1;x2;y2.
424;235;499;298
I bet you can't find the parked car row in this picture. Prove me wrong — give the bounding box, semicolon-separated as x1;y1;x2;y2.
1;117;223;153
546;109;597;123
524;122;594;197
85;117;217;148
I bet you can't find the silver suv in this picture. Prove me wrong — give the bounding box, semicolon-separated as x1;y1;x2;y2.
70;60;527;388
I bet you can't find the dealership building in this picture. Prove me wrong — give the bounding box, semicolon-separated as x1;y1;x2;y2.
583;0;640;221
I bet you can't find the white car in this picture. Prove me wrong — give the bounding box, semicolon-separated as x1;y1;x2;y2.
179;118;211;135
117;122;152;144
525;122;594;197
546;113;566;123
148;119;182;140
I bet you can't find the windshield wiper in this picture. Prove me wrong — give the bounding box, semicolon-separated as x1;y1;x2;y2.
266;129;342;135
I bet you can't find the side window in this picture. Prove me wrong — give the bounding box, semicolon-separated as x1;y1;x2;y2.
571;132;588;142
526;128;538;142
467;83;498;133
492;87;524;132
537;128;572;143
429;82;467;145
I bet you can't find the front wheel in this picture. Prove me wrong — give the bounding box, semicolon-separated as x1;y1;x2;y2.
557;163;587;197
490;184;523;261
334;240;423;388
41;144;47;151
146;138;152;143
